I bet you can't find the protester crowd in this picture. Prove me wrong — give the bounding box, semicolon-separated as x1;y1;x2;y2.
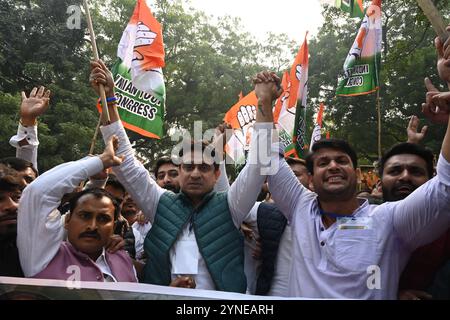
1;26;450;300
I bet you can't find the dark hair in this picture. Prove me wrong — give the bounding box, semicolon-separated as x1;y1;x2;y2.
0;157;38;177
178;140;219;170
379;142;434;178
0;164;22;192
105;174;126;195
153;156;177;176
305;139;358;174
68;188;120;220
286;156;307;167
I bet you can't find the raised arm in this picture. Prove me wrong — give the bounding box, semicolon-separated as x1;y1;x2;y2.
17;137;119;277
436;25;450;89
436;28;450;162
253;71;310;221
213;123;232;192
227;71;282;227
267;149;310;222
9;86;51;172
392;37;450;249
91;60;165;223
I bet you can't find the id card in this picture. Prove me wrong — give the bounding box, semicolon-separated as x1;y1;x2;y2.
337;216;373;230
171;239;200;275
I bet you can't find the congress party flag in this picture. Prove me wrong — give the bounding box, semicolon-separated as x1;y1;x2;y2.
336;0;365;18
288;33;309;158
309;103;325;150
336;0;381;97
223;91;258;163
99;0;166;139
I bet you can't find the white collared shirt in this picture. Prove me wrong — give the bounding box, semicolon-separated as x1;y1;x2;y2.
96;248;117;282
267;153;450;299
18;156;137;282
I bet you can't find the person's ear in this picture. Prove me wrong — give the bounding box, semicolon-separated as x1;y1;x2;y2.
64;213;71;230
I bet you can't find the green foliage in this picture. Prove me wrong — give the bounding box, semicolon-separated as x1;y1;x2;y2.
1;0;449;173
309;0;450;163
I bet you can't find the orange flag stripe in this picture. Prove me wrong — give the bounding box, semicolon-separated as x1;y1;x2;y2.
317;103;325;127
224;91;258;129
130;0;165;69
287;32;309;109
273;71;290;124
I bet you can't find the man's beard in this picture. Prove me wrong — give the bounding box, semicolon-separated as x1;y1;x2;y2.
0;225;17;242
382;183;417;202
164;183;180;193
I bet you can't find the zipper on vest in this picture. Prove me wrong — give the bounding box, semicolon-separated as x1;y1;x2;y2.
188;210;197;233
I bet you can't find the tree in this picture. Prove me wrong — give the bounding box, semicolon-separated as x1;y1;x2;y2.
308;0;450;164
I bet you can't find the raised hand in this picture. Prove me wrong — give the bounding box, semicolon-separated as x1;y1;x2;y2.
253;71;283;104
99;135;124;169
89;60;115;98
421;77;449;124
20;86;51;126
407;115;428;144
435;25;450;87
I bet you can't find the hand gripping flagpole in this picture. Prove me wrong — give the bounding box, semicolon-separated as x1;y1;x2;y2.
83;0;110;155
416;0;449;43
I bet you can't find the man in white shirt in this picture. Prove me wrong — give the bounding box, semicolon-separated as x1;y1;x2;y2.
89;60;279;292
17;137;137;282
251;60;450;298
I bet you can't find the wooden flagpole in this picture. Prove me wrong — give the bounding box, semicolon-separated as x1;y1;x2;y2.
376;90;382;160
83;0;110;155
416;0;449;42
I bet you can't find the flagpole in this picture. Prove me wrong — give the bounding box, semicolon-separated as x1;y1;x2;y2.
89;116;102;155
83;0;110;126
376;90;382;159
77;115;102;190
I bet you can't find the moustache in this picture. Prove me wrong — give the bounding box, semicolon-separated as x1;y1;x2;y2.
164;183;178;192
79;230;100;239
393;182;416;192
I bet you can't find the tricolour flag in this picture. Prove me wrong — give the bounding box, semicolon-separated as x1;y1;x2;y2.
288;33;309;158
223;91;258;163
273;71;294;153
99;0;166;139
309;103;325;150
336;0;365;18
336;0;381;97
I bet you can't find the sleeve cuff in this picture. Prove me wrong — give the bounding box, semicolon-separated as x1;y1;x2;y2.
100;121;133;156
9;123;39;148
100;121;123;141
83;157;105;178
